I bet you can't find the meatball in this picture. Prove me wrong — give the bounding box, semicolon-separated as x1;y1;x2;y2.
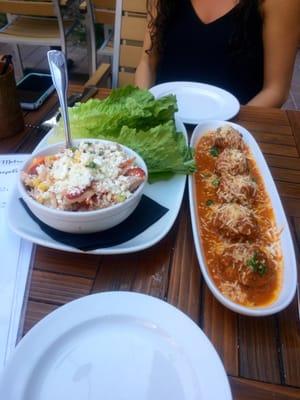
213;125;244;151
218;244;275;287
212;203;258;240
217;174;257;205
215;148;248;176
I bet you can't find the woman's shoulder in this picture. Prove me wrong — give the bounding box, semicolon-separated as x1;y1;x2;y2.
261;0;300;19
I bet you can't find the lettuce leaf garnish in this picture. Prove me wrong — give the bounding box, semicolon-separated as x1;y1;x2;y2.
51;85;196;181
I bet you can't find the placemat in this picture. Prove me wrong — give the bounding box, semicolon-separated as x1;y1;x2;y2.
20;195;169;251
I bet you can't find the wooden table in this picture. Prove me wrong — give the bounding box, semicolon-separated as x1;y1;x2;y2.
1;86;300;399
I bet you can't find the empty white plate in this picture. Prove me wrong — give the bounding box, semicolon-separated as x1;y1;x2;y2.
150;82;240;124
0;292;232;400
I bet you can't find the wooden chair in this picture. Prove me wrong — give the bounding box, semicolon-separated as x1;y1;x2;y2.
112;0;147;87
83;0;146;87
0;0;76;75
82;0;115;76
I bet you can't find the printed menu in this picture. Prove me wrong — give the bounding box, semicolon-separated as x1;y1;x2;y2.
0;155;33;371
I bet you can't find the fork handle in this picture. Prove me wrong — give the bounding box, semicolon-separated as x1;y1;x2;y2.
47;50;72;148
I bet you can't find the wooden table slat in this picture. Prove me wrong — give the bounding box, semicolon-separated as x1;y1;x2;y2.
259;142;299;158
91;233;175;298
23;94;58;127
276;180;300;199
203;287;239;376
238;315;281;384
167;202;202;323
34;247;100;279
271;167;300;184
0;95;58;154
293;217;300;249
287;110;300;156
278;221;300;386
282;197;300;218
239;120;293;136
230;377;300;400
265;154;300;171
278;298;300;387
235;106;291;126
23;300;59;335
253;132;296;146
29;270;93;305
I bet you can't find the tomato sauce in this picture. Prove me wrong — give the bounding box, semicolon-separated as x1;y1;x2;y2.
194;132;282;307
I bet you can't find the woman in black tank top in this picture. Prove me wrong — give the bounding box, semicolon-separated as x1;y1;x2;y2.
135;0;300;107
155;1;263;104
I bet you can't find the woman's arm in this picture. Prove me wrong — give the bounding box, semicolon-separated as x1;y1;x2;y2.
134;30;158;88
247;0;300;107
134;4;159;88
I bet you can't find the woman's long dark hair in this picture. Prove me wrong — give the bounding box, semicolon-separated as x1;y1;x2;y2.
146;0;262;56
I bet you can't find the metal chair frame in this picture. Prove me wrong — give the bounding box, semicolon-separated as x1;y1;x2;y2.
84;0;115;77
112;0;147;88
0;0;76;75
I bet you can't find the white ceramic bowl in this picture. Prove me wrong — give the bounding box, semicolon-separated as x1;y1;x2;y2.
18;139;148;233
189;121;297;316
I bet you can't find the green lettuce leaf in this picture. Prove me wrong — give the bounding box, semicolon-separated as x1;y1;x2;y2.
50;85;195;180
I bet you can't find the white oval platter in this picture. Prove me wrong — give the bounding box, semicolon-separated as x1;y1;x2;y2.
188;120;297;316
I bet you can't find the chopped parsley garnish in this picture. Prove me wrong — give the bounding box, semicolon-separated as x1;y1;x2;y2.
212;178;220;187
86;161;97;169
70;146;78;152
206;199;214;206
246;252;267;276
210;146;220;157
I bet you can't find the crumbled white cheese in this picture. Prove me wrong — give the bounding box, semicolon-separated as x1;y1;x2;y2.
23;141;145;211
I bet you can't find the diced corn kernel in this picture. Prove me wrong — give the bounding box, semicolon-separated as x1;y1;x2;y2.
37;182;49;192
73;150;81;162
32;177;41;187
36;196;44;204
